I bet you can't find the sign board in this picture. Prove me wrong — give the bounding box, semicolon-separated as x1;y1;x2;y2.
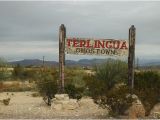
65;38;128;56
59;24;136;93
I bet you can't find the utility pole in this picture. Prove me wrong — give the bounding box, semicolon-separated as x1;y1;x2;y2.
128;25;136;90
59;24;66;93
42;56;45;71
136;57;139;70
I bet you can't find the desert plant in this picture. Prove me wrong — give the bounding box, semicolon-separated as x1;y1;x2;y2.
134;71;160;115
85;59;128;97
94;59;128;90
64;67;89;99
12;64;25;79
65;84;83;100
64;67;86;88
84;59;131;116
0;58;11;80
36;70;58;106
104;85;133;116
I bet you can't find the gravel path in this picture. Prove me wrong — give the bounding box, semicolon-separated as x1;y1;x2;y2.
0;92;108;119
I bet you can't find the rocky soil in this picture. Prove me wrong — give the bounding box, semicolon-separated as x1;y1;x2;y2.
0;92;108;119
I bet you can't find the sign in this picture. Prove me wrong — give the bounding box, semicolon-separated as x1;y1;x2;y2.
58;24;136;93
65;38;128;56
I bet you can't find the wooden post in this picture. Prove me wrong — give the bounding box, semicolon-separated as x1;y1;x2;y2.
128;25;136;90
59;24;66;93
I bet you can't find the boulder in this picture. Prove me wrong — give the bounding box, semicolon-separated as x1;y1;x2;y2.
63;99;79;110
78;97;98;109
125;94;145;119
51;94;79;110
54;94;69;100
149;103;160;119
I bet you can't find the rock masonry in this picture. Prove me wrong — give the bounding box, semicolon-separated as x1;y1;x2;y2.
51;94;79;110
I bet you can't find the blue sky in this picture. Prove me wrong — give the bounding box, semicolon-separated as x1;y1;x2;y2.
0;1;160;61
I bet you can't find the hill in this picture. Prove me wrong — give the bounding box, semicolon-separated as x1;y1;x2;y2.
8;58;160;67
9;59;109;67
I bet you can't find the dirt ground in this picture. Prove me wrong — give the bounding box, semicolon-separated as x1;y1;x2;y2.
0;92;108;119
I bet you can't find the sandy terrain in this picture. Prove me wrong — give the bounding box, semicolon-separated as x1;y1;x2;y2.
0;92;108;119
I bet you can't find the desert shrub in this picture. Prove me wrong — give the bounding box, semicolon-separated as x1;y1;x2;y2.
23;69;38;80
134;71;160;115
65;84;83;100
84;59;131;116
36;70;58;105
12;64;25;79
0;58;11;81
85;60;128;97
104;85;133;117
65;67;86;88
0;82;3;91
84;75;107;98
64;67;86;98
94;59;128;90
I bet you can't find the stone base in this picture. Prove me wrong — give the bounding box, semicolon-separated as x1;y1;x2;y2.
149;103;160;119
51;94;79;110
125;94;145;119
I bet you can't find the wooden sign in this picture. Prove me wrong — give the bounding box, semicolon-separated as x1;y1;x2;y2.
65;38;128;56
58;24;136;93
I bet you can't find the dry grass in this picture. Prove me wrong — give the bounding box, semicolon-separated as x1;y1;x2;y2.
0;81;34;92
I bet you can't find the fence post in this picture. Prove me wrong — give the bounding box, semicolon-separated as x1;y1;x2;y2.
128;25;136;91
59;24;66;93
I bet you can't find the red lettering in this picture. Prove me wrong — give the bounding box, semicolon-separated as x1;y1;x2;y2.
73;39;79;47
79;40;86;47
67;39;72;47
96;40;105;48
120;41;128;49
86;40;92;48
94;40;98;48
106;41;113;48
113;41;120;49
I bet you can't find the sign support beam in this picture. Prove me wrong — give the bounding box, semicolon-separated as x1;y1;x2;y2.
128;25;136;91
59;24;66;94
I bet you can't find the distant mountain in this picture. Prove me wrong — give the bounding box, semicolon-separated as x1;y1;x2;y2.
9;59;58;67
139;59;160;67
9;58;109;67
78;58;108;66
8;58;160;67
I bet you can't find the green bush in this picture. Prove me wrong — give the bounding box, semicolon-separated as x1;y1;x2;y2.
134;71;160;115
36;70;58;105
65;67;86;88
85;59;128;98
0;58;11;81
64;67;86;99
84;59;132;116
104;85;133;116
65;84;82;100
12;64;25;79
94;59;128;90
85;75;107;98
